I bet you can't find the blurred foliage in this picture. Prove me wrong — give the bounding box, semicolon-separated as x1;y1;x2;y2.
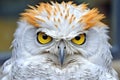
0;18;17;51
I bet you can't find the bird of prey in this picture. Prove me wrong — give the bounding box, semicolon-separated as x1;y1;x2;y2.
0;1;119;80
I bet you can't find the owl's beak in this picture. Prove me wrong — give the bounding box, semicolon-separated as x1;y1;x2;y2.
58;42;66;65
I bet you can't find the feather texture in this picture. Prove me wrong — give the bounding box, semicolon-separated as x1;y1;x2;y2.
0;1;119;80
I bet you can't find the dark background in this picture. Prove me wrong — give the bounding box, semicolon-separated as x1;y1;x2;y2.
0;0;120;65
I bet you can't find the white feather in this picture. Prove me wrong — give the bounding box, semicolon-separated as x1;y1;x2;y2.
0;2;119;80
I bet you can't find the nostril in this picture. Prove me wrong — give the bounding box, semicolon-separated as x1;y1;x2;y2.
64;46;66;49
58;46;66;49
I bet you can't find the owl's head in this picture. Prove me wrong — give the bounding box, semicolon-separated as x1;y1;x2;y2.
13;1;112;67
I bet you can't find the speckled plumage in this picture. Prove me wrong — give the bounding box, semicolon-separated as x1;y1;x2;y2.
0;1;119;80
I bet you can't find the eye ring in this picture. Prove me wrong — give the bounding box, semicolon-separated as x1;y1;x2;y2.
37;32;53;44
71;33;86;45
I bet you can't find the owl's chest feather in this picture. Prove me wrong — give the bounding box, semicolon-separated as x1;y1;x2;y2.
11;57;106;80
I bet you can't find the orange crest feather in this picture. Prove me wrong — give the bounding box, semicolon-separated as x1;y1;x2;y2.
80;8;105;30
20;3;52;27
20;2;105;29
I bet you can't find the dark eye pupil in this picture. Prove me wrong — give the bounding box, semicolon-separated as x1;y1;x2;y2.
75;36;80;40
42;34;48;39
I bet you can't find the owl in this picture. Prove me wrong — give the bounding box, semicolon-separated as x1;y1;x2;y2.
0;1;119;80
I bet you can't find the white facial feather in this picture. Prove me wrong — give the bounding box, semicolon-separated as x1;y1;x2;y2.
0;1;119;80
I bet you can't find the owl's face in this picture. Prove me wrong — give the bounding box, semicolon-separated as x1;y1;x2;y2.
14;2;110;67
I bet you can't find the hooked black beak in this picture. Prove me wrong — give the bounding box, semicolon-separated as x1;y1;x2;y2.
58;42;66;65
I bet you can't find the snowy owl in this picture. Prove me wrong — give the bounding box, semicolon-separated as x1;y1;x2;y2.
0;1;119;80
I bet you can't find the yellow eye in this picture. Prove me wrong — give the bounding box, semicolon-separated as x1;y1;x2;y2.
37;32;52;44
71;33;86;45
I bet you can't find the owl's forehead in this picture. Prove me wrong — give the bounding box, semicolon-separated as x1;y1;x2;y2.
21;1;105;32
